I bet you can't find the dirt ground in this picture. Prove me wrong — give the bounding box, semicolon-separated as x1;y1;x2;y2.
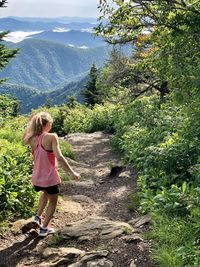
0;132;155;267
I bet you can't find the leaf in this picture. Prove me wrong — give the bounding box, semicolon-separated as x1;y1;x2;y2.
182;182;187;193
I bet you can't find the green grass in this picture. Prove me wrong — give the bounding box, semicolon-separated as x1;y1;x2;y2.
59;169;73;182
154;246;184;267
146;213;198;267
128;192;141;211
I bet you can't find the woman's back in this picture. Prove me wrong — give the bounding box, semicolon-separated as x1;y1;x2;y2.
31;133;61;187
30;133;54;152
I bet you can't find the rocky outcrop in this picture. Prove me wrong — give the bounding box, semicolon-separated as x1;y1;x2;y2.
59;216;134;241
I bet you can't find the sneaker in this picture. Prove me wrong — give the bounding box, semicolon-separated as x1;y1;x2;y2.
33;215;41;226
39;227;55;237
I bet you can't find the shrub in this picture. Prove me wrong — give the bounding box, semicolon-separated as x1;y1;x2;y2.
59;139;76;160
0;139;36;222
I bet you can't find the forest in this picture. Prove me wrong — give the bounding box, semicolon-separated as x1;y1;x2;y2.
1;0;200;266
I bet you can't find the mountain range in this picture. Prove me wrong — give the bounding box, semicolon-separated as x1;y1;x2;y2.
0;16;128;113
0;39;109;90
0;75;88;113
8;16;98;24
0;17;98;32
29;30;105;48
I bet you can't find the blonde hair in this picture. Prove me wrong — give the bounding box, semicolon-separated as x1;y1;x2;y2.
23;112;53;144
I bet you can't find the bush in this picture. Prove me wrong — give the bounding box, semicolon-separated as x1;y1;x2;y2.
63;103;116;134
59;139;76;160
108;95;200;266
0;139;36;222
86;103;116;133
63;104;92;133
148;212;200;267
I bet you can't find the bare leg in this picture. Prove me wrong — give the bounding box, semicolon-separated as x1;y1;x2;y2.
42;194;58;228
36;191;48;217
21;191;49;234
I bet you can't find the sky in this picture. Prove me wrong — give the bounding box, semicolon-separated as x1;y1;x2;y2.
0;0;99;18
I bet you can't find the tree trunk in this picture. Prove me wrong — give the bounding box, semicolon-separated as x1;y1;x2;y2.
160;81;169;104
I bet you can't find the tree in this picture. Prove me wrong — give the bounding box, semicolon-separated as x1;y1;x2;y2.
96;0;200;102
0;95;20;117
0;1;19;85
0;0;7;8
67;95;78;109
81;63;100;106
96;37;169;103
96;0;200;44
45;96;52;108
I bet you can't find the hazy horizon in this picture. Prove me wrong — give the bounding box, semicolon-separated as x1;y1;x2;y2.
2;15;97;19
0;0;99;18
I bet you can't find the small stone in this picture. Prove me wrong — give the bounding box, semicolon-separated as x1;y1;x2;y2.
111;248;119;253
129;215;151;228
71;195;94;204
118;170;131;178
78;235;92;242
130;259;136;267
68;251;110;267
42;247;85;266
12;218;33;234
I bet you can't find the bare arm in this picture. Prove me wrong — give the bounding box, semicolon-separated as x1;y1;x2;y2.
52;134;80;180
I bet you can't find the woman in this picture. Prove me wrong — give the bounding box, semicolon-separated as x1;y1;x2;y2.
23;111;80;236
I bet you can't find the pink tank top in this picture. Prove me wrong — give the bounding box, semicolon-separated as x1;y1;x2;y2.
32;133;61;187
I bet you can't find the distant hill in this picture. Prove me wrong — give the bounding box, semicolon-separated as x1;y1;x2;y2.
0;18;71;31
56;22;97;31
0;75;88;113
0;39;109;91
30;30;105;47
0;17;98;33
8;16;97;24
0;83;42;113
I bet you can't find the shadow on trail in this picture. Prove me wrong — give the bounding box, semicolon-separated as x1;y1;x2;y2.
61;168;138;222
0;235;40;267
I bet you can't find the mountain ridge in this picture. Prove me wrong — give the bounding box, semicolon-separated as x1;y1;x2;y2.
0;74;88;113
0;39;109;91
29;30;105;48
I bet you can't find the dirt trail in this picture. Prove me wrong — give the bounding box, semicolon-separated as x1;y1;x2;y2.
0;132;154;267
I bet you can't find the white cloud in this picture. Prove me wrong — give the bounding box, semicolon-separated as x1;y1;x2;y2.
79;46;89;49
53;28;71;32
3;31;43;43
81;28;93;33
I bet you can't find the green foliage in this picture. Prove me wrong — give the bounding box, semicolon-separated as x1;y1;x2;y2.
0;95;36;223
0;33;18;85
128;192;141;211
97;0;200;104
63;104;92;133
0;139;36;220
63;102;116;134
48;106;70;136
0;0;19;84
59;139;76;160
0;95;20;117
81;63;99;106
86;103;116;133
148;213;200;267
107;95;200;266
